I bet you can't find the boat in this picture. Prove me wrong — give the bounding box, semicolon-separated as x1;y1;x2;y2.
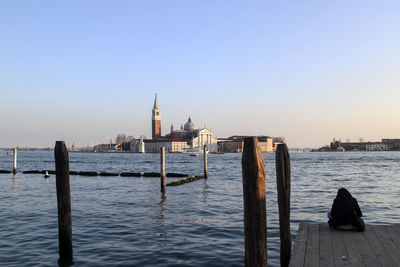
189;153;199;157
336;146;345;152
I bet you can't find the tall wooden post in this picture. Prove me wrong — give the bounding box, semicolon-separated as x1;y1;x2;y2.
203;145;208;179
13;148;17;174
276;143;291;267
54;141;73;264
160;147;165;193
242;137;267;267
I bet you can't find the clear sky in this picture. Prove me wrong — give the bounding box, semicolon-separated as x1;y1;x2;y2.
1;1;399;148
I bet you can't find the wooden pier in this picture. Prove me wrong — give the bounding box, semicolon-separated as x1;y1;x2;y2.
290;223;400;267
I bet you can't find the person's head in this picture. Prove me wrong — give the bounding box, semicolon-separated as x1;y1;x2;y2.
337;187;352;199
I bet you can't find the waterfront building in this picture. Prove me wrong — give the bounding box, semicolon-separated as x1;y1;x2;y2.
164;117;218;151
142;140;190;153
128;95;218;153
324;138;400;151
217;136;276;153
366;142;390;151
130;138;145;153
94;143;118;152
382;139;400;150
94;94;280;153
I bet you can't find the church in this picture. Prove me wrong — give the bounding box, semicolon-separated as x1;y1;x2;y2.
130;94;218;153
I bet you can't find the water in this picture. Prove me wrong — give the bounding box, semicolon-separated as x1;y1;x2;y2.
0;151;400;266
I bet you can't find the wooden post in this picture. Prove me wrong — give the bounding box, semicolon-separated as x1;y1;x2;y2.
203;145;208;179
54;141;73;264
242;137;267;267
13;148;17;174
160;146;165;193
276;143;291;267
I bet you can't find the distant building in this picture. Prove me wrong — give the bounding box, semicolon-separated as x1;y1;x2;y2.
130;138;145;153
217;136;276;153
164;117;218;151
152;94;162;139
382;139;400;150
217;138;243;153
341;142;367;151
140;140;190;153
366;142;390;151
94;143;118;152
322;138;400;152
130;94;218;153
94;94;282;153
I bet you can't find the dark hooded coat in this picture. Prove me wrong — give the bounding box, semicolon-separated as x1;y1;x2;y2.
329;195;362;226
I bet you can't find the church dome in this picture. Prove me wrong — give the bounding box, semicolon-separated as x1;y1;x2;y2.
184;117;196;131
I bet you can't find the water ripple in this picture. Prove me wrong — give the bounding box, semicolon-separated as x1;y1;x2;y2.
1;151;400;266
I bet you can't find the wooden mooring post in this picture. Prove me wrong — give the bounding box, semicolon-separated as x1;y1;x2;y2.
242;137;267;267
13;148;17;174
203;145;208;179
160;146;166;193
276;143;291;267
54;141;73;265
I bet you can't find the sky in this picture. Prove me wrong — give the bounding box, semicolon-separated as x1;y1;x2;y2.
1;1;400;148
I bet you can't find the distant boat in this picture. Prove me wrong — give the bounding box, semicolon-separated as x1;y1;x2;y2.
336;146;345;152
189;153;199;157
210;152;224;154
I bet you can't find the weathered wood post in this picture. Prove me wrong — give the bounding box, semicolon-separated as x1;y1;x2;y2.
276;143;291;267
13;148;17;174
203;145;208;179
54;141;73;265
160;146;166;193
242;137;267;267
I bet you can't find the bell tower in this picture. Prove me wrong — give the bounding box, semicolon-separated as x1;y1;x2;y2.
152;94;161;139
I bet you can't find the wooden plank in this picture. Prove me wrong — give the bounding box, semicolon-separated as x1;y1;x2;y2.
329;225;350;267
383;225;400;249
342;230;364;267
363;225;397;267
371;225;400;265
319;224;334;267
353;227;381;267
289;223;309;267
290;223;400;267
304;223;319;267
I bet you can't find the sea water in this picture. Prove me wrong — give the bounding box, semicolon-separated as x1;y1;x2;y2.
0;151;399;266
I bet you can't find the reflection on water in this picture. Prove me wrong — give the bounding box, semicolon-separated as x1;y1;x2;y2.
202;180;209;206
157;193;168;248
0;151;400;266
12;176;17;193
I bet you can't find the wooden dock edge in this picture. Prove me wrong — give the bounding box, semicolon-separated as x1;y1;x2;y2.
289;223;400;267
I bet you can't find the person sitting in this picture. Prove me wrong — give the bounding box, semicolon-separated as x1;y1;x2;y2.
328;187;365;232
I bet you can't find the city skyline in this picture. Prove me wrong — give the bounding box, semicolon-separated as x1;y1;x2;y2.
1;1;400;148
